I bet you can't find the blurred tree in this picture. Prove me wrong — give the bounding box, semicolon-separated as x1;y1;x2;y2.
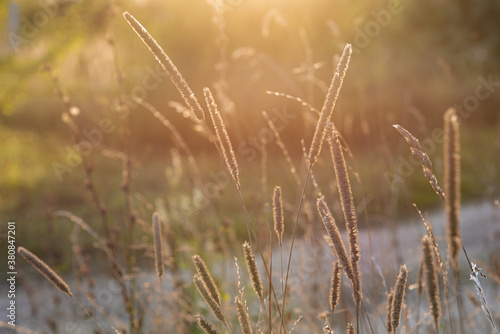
0;0;498;142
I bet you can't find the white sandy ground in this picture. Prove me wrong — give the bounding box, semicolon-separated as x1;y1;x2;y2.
1;200;499;333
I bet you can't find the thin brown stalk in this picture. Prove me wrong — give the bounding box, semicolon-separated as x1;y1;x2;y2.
273;186;284;246
225;157;286;332
393;124;446;201
422;235;441;331
417;257;424;297
152;212;164;281
262;110;301;186
193;275;226;324
195;314;219;334
316;198;356;295
242;241;264;304
444;108;461;269
386;290;394;333
329;261;341;313
54;210;130;321
328;126;360;263
18;247;106;333
328;126;361;309
300;139;322;197
207;0;228;85
415;205;453;333
308;44;352;167
415;256;424;332
391;265;408;334
470;263;499;333
235;296;253;334
289;315;303;334
204;87;240;187
347;322;355;334
331;126;378;332
168;100;203;125
18;247;72;296
193;255;222;307
261;137;268;197
47;67;111;243
266;90;319;114
54;210;106;249
282;45;352;333
135;99;203;187
122;12;205;122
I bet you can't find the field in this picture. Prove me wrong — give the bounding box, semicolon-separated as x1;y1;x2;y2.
1;0;500;333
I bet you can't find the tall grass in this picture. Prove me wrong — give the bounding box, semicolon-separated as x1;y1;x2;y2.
7;7;500;334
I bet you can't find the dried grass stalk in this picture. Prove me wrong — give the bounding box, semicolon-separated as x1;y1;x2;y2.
195;314;219;334
193;255;222;307
444;108;461;269
262;110;301;186
422;235;440;331
54;210;106;250
328;127;361;307
273;185;284;245
391;265;408;333
235;296;253;334
122;12;205;122
266;90;319;114
328;127;360;263
393;124;422;150
193;275;226;324
386;290;394;333
204;87;240;186
242;241;264;303
393;124;446;201
261;136;268;196
18;247;72;296
308;44;352;167
329;261;341;313
301;139;322;197
152;212;164;280
410;148;432;170
417;256;424;297
316;198;357;301
470;263;499;332
346;322;354;334
136;99;202;187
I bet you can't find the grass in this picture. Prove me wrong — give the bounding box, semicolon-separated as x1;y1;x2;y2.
0;123;498;260
2;5;500;334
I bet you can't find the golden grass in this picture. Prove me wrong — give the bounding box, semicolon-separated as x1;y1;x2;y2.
390;265;407;334
18;247;72;297
12;8;498;334
122;12;206;122
444;108;461;269
308;44;352;167
242;241;264;304
422;235;441;331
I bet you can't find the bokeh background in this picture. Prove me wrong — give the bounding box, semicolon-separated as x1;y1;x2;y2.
1;0;499;261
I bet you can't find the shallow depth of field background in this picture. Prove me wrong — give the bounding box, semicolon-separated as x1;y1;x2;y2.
2;0;499;252
0;0;500;332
